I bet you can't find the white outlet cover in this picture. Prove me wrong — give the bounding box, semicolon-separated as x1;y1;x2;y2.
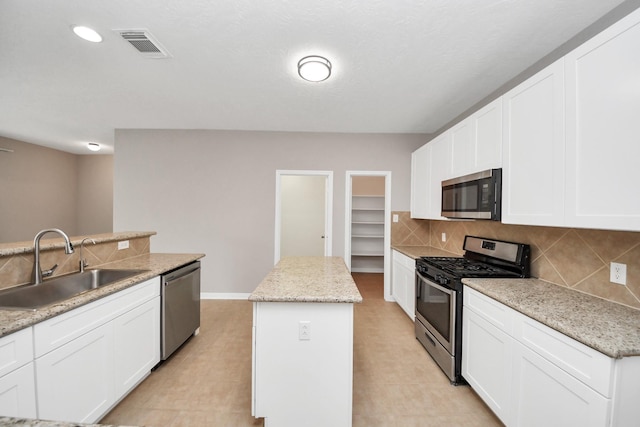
441;233;446;242
392;214;399;223
610;262;627;285
117;240;130;250
299;321;311;340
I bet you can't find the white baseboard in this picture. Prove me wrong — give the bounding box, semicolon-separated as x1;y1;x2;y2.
201;292;250;300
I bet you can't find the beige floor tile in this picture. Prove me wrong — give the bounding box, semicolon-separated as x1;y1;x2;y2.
101;273;502;427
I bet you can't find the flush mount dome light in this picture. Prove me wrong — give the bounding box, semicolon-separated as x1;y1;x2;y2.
87;142;101;152
72;25;103;43
298;55;332;82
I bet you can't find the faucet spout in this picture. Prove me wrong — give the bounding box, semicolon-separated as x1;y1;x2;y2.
33;228;74;285
79;237;97;273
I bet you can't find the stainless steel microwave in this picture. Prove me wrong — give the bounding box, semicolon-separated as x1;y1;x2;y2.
441;168;502;220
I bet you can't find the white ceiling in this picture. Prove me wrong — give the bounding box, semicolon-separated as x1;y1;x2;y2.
0;0;629;154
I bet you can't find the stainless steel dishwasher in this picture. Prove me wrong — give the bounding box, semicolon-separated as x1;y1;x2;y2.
161;261;201;360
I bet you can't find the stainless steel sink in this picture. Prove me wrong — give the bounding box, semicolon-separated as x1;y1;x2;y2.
0;269;148;311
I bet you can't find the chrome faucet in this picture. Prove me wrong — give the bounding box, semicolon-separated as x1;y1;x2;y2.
79;237;96;272
33;228;74;284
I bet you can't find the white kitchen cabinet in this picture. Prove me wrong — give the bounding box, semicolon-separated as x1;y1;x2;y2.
391;250;415;320
450;97;503;178
113;296;160;397
474;98;503;171
34;276;160;423
428;132;452;219
410;143;430;219
511;342;610;427
463;285;640;427
564;8;640;231
0;328;36;419
450;117;475;177
36;322;114;423
462;299;513;425
502;59;565;227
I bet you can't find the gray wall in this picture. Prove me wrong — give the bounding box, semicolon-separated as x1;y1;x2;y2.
113;129;427;294
0;136;113;243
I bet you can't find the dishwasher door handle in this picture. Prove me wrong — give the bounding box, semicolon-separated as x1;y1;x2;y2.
164;263;200;284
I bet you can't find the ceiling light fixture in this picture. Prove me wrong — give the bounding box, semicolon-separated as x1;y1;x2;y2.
297;55;332;82
72;26;103;43
87;142;101;152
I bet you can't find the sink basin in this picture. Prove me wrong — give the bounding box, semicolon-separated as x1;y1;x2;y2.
0;269;149;311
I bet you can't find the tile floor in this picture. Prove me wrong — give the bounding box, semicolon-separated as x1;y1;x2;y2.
101;273;502;426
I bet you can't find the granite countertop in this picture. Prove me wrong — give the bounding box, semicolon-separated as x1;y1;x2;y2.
0;253;204;338
462;277;640;359
392;245;457;259
249;256;363;303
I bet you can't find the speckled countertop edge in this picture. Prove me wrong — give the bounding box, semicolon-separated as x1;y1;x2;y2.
0;231;157;256
0;416;135;426
0;253;204;338
249;256;363;303
462;277;640;359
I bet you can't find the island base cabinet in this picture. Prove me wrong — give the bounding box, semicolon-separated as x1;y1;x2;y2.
511;343;610;427
0;363;37;419
36;322;114;423
252;301;354;427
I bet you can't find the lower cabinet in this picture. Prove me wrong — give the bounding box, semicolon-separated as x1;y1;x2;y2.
463;285;639;427
34;277;160;423
391;250;415;320
0;328;37;418
36;322;114;423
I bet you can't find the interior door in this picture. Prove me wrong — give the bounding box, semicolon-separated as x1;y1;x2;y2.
275;171;332;263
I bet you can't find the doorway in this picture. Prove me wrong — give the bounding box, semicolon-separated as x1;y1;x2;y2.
345;171;392;301
274;170;333;264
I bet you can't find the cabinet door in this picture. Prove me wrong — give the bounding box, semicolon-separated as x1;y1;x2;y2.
511;342;610;427
428;132;452;219
391;257;407;316
565;8;640;231
474;97;503;171
502;60;565;226
450;117;475;177
113;296;160;397
36;323;114;424
0;362;37;419
411;144;431;219
462;307;513;425
391;251;415;320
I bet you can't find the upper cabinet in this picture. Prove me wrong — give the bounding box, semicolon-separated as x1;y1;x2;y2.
411;143;431;219
412;7;640;231
451;98;503;178
564;10;640;231
502;60;565;227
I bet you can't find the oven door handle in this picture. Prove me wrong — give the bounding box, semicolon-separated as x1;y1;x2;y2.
416;271;455;296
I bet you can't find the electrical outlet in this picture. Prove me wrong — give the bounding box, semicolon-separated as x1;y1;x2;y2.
392;214;399;223
117;240;129;250
299;321;311;341
610;262;627;285
441;233;447;242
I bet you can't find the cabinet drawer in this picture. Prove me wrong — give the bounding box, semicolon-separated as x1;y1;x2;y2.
513;314;614;397
34;277;159;358
0;328;33;378
464;286;515;335
392;250;415;270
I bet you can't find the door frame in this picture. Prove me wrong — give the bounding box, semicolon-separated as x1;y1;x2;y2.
274;170;333;265
345;171;392;301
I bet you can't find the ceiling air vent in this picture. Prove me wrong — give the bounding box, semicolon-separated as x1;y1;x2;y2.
117;30;170;58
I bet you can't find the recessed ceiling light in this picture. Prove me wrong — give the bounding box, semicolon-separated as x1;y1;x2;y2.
87;142;101;152
298;56;332;82
72;26;103;43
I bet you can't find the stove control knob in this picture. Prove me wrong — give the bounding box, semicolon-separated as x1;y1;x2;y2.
435;274;449;285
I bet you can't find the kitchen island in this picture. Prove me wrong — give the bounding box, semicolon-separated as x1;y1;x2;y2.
249;257;362;427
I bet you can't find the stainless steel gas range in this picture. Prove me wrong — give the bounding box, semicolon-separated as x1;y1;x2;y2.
415;236;530;385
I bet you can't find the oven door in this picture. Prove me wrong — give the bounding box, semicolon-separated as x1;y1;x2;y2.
415;271;456;355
